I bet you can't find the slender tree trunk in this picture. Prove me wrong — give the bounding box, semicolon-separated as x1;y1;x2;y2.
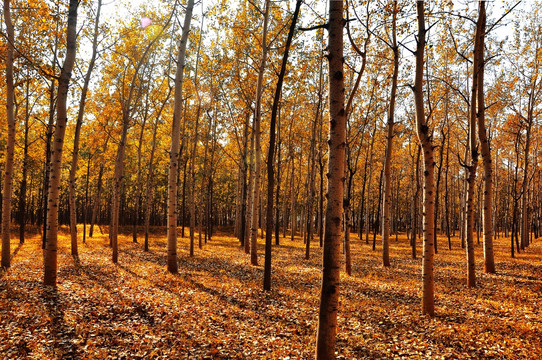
445;131;451;250
434;127;445;255
133;95;150;244
414;1;435;317
199;119;210;250
476;3;493;273
316;1;345;357
189;106;202;257
306;102;320;260
234;168;242;239
1;0;16;269
264;0;301;290
511;143;520;257
411;145;421;259
245;130;254;254
290;158;296;241
41;2;60;250
68;0;102;257
359;151;369;241
459;169;466;249
465;2;485;288
169;0;195;270
275;111;282;246
465;117;477;288
521;120;532;250
239;114;249;247
318;156;325;247
111;118;128;263
250;0;271;266
381;2;399;267
364;126;377;244
510;194;519;257
44;0;79;285
83;154;91;243
89;137;108;238
181;158;187;237
18;80;30;244
260;200;264;240
144;124;159;250
373;168;383;251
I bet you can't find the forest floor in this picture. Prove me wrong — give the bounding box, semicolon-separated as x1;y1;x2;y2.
1;226;541;359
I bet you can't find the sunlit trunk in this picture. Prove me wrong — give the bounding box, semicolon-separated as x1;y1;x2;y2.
249;0;271;266
44;0;79;285
1;0;16;269
414;1;435;317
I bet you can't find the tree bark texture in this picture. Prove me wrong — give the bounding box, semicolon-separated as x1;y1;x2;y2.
68;0;102;257
168;0;195;272
316;1;346;358
382;1;399;268
1;0;16;269
250;0;271;266
264;0;301;291
44;0;79;285
475;2;494;274
414;1;435;317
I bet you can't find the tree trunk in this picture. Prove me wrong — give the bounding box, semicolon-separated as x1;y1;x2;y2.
1;0;16;269
305;98;320;260
521;119;532;250
133;93;151;244
189;105;202;257
89;136;108;238
245;130;254;254
199;115;210;250
264;0;301;291
18;80;30;244
411;145;421;259
434;127;445;255
445;130;452;250
239;114;249;247
250;0;271;266
414;1;435;317
111;119;128;263
381;1;399;267
83;154;91;243
168;0;195;269
373;167;383;251
181;157;188;238
275;110;282;246
41;2;61;250
364;125;377;244
316;1;345;357
318;155;325;247
476;2;493;273
68;0;101;257
144;93;171;250
465;2;486;288
44;0;79;285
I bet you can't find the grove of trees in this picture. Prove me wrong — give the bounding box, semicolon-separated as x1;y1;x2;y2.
1;0;541;357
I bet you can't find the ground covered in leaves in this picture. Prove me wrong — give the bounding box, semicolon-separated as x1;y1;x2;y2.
1;226;541;359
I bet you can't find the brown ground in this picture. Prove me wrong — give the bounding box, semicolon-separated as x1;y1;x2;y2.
1;226;541;359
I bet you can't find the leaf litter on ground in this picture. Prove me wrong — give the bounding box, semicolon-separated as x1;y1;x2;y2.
1;227;541;359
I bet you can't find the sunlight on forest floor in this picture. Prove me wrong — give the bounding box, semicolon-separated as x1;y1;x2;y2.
1;227;541;359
